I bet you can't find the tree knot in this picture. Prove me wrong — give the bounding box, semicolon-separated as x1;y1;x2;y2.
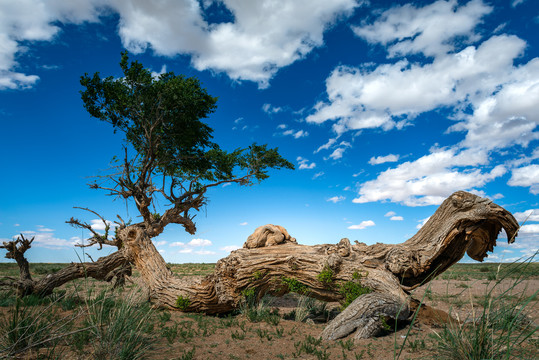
243;224;297;249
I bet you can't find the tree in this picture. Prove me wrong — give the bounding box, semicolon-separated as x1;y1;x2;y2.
1;52;293;297
0;54;519;340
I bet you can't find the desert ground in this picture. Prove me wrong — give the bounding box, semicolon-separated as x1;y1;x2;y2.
0;261;537;360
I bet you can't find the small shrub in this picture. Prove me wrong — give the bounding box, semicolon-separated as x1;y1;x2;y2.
317;267;334;285
175;295;190;310
252;270;264;280
281;277;309;294
85;290;155;360
338;275;372;309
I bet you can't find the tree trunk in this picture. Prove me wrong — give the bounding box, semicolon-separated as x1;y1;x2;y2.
116;191;518;339
1;191;519;340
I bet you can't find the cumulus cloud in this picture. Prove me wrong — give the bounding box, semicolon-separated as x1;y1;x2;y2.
348;220;375;229
170;241;186;247
13;227;77;249
221;245;241;252
187;238;212;247
90;219;118;232
513;209;539;223
508;164;539;194
195;250;216;255
239;222;248;226
297;156;316;170
0;0;359;89
307;35;530;137
369;154;400;165
390;216;404;221
327;196;345;203
353;0;492;58
306;0;539;202
354;147;506;206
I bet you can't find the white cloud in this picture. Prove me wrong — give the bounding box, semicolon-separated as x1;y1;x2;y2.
348;220;375;229
369;154;399;165
150;64;167;79
327;196;345;203
14;223;20;227
353;147;506;206
283;129;309;139
170;241;186;247
195;250;216;255
154;240;167;247
187;238;212;247
390;216;404;221
519;224;539;234
277;124;287;130
263;103;283;114
158;249;165;254
306;1;539;208
353;0;492;58
312;171;325;179
416;217;431;229
1;0;359;89
314;138;337;153
297;156;316;170
384;211;396;217
508;164;539;194
13;229;77;249
221;245;241;252
90;219;117;232
239;222;248;226
307;35;529;137
513;209;539;223
178;248;193;254
222;182;232;188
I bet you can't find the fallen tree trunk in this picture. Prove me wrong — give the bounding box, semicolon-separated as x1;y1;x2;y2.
119;191;519;339
1;191;519;339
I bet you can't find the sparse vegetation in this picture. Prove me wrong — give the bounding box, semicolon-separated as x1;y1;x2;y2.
0;260;536;359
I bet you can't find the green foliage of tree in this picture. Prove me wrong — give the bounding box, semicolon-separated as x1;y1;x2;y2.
78;52;294;236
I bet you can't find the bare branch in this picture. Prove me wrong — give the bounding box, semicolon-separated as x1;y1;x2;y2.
66;207;120;250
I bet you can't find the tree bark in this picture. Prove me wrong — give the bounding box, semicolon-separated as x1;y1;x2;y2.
117;191;518;339
1;191;519;339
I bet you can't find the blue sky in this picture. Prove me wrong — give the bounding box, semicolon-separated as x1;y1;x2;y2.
1;0;538;264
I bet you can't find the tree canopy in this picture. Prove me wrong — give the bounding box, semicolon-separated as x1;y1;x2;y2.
79;52;294;236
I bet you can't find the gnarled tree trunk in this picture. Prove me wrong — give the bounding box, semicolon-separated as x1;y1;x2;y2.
119;191;518;339
1;191;519;340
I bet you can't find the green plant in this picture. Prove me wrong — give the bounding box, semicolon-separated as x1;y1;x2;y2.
338;276;372;309
281;277;309;294
84;290;155;360
0;298;55;355
161;322;179;344
175;295;190;310
252;270;264;280
317;266;334;285
239;293;280;325
177;347;195;360
231;329;246;340
430;254;538;360
338;338;355;351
